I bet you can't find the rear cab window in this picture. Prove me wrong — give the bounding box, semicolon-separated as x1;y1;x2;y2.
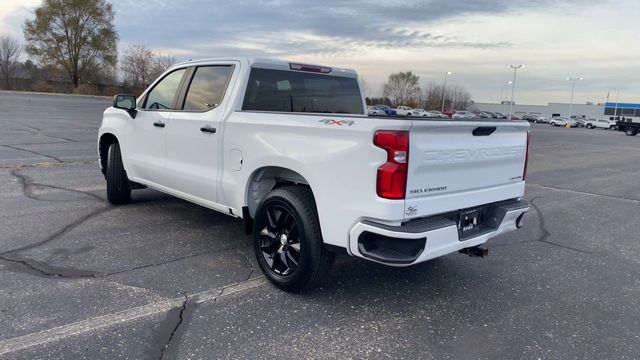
242;68;364;114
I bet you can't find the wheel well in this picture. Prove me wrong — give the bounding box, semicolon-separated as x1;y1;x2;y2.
245;167;312;219
99;133;118;176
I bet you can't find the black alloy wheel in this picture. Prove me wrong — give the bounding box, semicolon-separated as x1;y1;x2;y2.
257;203;301;276
253;186;334;292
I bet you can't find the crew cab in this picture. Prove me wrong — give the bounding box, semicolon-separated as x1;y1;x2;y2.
98;57;530;292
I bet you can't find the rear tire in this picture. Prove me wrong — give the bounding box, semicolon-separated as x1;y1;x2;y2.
625;127;637;136
106;143;131;204
253;186;334;292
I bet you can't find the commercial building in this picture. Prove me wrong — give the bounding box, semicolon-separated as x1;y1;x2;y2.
474;101;640;122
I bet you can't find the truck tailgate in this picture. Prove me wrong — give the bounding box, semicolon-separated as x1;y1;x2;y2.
404;120;529;219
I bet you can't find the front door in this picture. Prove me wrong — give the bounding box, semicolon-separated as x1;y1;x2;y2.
165;64;236;204
125;68;188;186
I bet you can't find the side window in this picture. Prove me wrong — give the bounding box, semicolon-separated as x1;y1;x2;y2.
182;65;234;111
142;68;187;110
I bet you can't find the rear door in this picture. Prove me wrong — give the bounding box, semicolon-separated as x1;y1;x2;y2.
404;120;529;218
164;63;237;203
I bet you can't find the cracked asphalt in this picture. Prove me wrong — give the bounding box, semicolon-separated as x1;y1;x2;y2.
0;91;638;359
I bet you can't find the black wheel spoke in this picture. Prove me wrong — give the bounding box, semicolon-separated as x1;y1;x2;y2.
276;211;290;230
279;250;290;274
286;250;299;267
285;216;296;234
263;252;274;268
258;203;302;276
267;208;278;229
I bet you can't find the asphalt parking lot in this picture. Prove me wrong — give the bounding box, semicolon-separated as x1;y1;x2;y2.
0;92;639;359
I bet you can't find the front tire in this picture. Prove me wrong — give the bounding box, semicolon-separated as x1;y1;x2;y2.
106;143;131;204
253;186;334;292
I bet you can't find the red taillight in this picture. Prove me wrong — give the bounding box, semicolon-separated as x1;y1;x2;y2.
374;130;409;199
523;130;531;180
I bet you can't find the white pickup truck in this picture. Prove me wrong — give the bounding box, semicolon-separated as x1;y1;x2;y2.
98;57;530;292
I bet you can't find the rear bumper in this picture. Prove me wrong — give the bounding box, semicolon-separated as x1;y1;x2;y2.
348;199;529;266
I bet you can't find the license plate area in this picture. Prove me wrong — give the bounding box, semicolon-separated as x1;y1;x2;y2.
453;205;497;240
458;208;481;234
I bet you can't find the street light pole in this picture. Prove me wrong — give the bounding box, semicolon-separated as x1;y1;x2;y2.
501;81;513;115
613;88;623;121
567;77;583;119
441;71;452;112
508;64;524;119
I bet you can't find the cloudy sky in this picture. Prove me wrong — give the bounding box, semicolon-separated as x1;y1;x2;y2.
1;0;638;105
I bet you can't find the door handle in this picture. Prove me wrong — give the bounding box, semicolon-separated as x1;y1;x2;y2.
153;121;165;128
200;125;216;134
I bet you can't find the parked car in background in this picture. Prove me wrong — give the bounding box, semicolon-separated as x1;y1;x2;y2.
494;112;507;119
373;105;397;116
452;111;475;119
522;114;536;122
442;110;455;118
425;110;445;118
533;115;548;123
549;117;569;127
617;120;640;136
478;112;493;118
585;118;616;129
510;114;523;121
367;106;386;116
396;106;415;116
413;108;429;117
573;119;586;128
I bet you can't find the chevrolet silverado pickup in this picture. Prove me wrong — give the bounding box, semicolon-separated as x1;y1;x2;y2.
98;57;530;292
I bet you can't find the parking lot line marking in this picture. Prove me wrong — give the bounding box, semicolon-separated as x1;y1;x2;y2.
0;277;266;356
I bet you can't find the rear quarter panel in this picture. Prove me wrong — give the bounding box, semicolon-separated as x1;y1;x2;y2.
222;112;411;249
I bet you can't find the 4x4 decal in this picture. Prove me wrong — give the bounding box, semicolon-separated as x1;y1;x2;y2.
318;119;355;126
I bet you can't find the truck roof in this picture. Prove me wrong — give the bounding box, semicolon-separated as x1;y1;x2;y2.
174;57;358;78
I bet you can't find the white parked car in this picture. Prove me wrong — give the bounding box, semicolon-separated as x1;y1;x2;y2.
452;111;475;119
99;57;530;292
367;106;386;116
585;118;616;130
531;115;548;123
549;117;569;127
396;106;415;116
412;108;425;117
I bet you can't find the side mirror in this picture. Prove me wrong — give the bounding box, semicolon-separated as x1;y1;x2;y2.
113;94;137;119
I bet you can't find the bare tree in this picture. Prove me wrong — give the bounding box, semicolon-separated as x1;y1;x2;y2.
383;71;421;106
0;35;22;89
121;45;154;90
424;82;472;110
149;54;176;80
121;45;176;92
